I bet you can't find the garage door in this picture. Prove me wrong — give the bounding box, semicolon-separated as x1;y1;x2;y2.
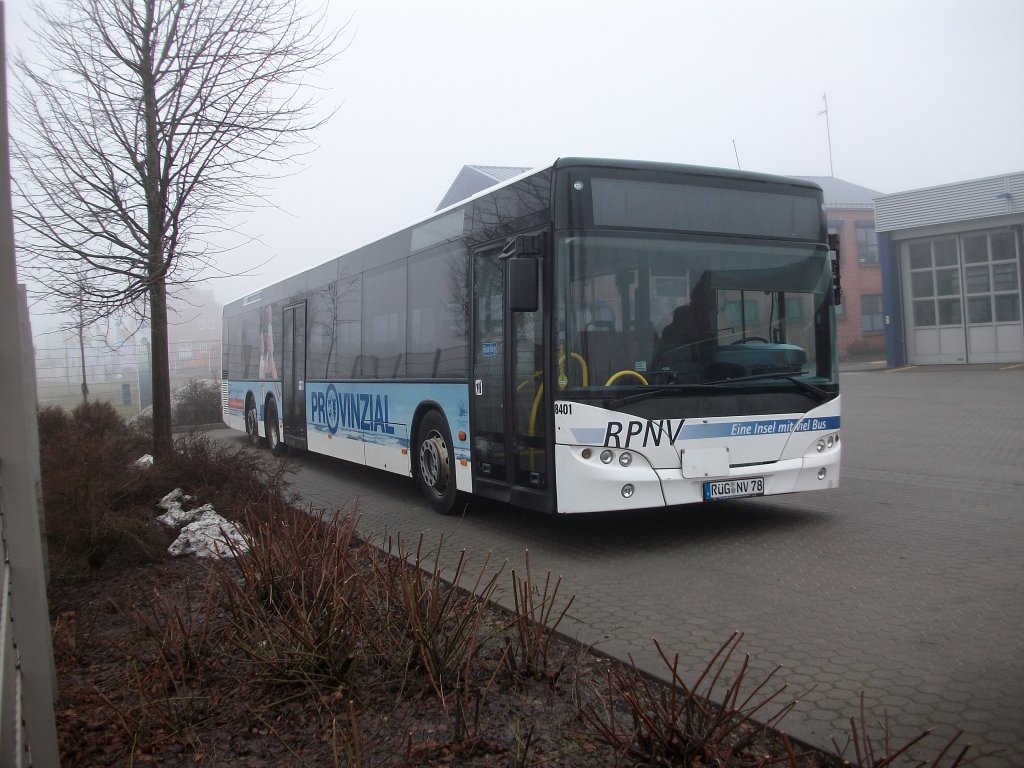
902;229;1022;364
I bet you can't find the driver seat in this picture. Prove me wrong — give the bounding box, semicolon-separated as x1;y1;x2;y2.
659;305;706;365
661;305;698;346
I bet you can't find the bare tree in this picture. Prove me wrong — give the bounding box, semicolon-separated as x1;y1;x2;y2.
61;270;106;403
12;0;344;459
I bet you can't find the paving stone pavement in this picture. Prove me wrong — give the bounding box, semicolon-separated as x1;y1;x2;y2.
215;364;1023;766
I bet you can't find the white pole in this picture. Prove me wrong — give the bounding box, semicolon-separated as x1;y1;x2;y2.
819;93;835;177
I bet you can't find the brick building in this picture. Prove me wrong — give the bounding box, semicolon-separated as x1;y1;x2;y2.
797;177;885;360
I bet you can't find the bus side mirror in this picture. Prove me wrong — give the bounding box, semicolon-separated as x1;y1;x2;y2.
505;233;543;312
509;257;539;312
829;233;842;305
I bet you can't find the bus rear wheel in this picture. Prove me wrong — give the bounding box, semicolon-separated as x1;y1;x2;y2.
417;411;459;515
265;398;283;454
245;396;262;446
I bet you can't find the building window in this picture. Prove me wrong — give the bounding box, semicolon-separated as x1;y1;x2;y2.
861;294;884;332
962;229;1021;324
856;222;878;264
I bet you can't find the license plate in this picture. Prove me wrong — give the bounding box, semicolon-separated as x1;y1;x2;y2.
703;477;764;501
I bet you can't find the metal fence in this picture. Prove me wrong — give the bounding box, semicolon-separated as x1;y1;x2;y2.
34;339;221;417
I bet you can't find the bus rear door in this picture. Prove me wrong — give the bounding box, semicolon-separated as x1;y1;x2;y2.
282;301;307;450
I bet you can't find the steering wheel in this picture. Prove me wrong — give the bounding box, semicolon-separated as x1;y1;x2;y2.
732;336;769;344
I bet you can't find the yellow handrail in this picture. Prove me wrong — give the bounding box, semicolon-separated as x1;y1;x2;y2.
558;350;588;389
605;370;649;386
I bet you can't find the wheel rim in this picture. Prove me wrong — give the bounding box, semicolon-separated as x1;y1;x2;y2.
419;429;449;495
246;405;258;439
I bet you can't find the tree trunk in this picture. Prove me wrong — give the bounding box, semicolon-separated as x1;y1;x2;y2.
149;278;172;459
78;325;89;403
141;0;172;461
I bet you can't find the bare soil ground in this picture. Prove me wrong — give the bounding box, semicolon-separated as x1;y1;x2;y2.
36;412;970;768
49;545;849;768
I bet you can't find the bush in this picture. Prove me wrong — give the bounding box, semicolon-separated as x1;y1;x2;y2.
160;431;297;521
38;403;291;579
216;508;370;691
38;401;163;576
172;379;222;426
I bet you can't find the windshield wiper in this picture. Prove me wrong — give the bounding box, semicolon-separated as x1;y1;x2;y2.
704;371;831;402
602;384;716;410
601;373;832;410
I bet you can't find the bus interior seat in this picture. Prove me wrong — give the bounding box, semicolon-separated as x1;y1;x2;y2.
578;329;641;386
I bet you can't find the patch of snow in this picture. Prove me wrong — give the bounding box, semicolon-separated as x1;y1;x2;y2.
134;454;154;468
156;489;205;527
156;487;247;558
158;488;184;509
168;509;248;558
158;502;212;528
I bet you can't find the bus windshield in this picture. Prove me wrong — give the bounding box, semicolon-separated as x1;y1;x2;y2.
555;233;837;393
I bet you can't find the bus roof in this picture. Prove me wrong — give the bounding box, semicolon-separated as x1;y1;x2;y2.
225;158;823;307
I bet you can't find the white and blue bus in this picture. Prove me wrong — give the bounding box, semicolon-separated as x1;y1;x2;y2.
222;158;841;515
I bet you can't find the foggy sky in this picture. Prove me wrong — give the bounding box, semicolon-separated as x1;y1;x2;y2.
7;0;1023;313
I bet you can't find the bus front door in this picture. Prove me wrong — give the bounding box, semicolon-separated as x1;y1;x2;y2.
281;302;307;449
471;239;548;509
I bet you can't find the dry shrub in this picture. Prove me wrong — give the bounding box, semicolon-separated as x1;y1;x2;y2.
172;379;222;426
216;506;372;692
100;579;224;749
157;431;298;522
505;550;575;683
582;633;801;767
369;535;504;700
38;401;164;576
38;403;292;579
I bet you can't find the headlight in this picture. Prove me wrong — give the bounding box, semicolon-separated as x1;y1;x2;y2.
618;452;633;467
600;449;614;464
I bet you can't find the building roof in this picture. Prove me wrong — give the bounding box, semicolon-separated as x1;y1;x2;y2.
795;176;884;211
874;171;1024;232
435;165;531;211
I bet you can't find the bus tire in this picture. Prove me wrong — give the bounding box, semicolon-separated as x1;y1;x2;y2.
245;395;262;446
416;410;459;515
265;397;283;455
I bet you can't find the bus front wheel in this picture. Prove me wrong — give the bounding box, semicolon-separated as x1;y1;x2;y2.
417;411;458;515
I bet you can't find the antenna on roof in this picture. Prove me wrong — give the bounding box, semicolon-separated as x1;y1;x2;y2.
819;93;835;177
732;139;741;170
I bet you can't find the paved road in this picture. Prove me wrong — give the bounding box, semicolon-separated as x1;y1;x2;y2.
215;364;1024;765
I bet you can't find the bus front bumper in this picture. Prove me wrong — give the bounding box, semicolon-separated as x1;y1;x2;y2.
554;444;840;514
